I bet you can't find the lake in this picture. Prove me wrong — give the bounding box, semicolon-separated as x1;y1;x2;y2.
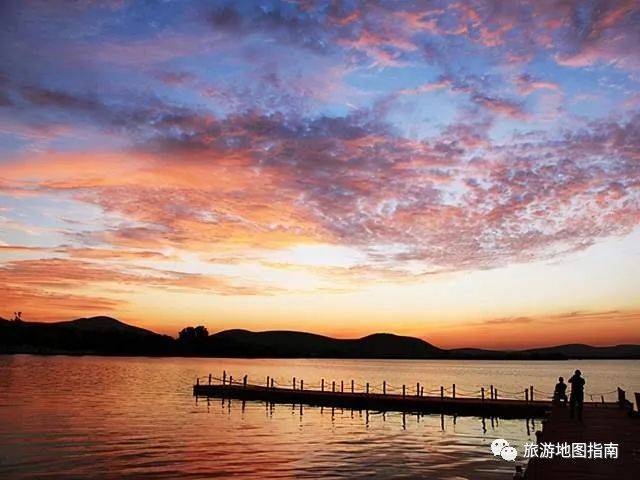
1;356;638;479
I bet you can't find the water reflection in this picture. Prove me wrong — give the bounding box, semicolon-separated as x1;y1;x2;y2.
194;394;538;478
1;355;635;479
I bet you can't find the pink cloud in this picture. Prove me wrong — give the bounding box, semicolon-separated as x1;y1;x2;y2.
471;93;528;119
398;78;453;95
515;74;560;95
3;105;638;276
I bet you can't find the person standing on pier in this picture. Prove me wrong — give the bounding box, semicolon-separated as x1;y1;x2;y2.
568;369;585;421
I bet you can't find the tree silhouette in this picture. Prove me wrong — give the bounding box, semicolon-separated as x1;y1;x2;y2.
178;325;209;342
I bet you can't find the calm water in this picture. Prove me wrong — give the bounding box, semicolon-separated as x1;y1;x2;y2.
0;356;638;479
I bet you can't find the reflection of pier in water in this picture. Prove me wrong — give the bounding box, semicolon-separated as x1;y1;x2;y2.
196;394;538;434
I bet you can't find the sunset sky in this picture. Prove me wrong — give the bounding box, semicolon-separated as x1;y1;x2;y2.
1;0;639;349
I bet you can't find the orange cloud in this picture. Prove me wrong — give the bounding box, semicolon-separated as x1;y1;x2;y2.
426;310;640;349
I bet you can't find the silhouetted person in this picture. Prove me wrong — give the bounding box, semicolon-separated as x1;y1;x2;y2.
553;376;568;406
568;369;585;421
513;465;524;479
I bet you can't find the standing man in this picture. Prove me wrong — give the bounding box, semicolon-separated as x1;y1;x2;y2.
568;369;585;422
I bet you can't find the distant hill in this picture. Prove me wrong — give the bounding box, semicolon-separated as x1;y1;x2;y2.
0;316;173;355
53;316;157;335
206;329;445;358
1;316;639;359
522;343;640;359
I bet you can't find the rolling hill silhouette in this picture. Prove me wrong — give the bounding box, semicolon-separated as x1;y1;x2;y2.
54;316;158;335
0;316;173;355
207;330;444;358
522;343;640;358
1;316;638;359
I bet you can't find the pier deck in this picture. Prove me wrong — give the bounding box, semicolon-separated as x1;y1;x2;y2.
195;381;587;418
524;404;640;479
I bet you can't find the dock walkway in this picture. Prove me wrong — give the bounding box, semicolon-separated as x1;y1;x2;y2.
194;381;558;417
192;375;614;419
524;403;640;479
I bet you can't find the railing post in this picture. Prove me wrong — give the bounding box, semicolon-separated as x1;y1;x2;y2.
525;389;529;402
490;385;494;400
266;376;270;388
208;374;212;385
196;377;199;386
383;381;386;395
341;380;344;393
618;388;633;410
530;385;534;401
366;382;370;395
481;387;485;401
270;378;274;389
293;377;296;390
495;388;498;400
229;375;233;385
452;384;456;399
321;378;324;392
440;386;444;399
351;379;354;393
223;370;227;385
332;381;335;393
416;382;420;397
402;385;406;398
300;379;304;391
243;375;247;388
421;387;424;396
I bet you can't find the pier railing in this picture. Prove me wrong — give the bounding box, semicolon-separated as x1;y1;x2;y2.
194;371;623;403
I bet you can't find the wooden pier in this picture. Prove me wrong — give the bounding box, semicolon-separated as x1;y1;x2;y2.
194;374;639;478
192;373;615;419
524;389;640;479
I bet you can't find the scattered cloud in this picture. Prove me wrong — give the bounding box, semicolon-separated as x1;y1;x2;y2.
1;0;639;333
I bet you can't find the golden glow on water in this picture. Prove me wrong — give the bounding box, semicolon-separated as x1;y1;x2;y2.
1;356;638;479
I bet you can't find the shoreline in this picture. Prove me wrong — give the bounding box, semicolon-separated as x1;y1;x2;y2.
6;350;640;360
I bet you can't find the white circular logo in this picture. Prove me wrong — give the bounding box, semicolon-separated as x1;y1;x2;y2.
490;438;518;461
500;446;518;461
491;438;510;456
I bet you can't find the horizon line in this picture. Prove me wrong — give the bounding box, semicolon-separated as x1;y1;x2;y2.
6;314;638;352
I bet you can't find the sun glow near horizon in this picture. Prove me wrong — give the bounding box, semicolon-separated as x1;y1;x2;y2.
47;228;639;350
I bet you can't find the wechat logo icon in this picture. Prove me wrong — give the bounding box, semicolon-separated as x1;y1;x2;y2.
491;438;518;461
